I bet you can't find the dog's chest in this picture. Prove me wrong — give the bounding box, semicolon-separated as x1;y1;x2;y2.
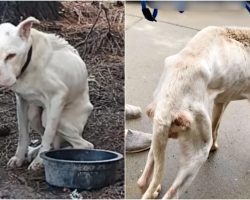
20;92;44;107
12;84;45;107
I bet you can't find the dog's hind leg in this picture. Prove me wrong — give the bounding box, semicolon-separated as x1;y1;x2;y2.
28;104;45;135
57;98;94;149
163;111;212;199
26;105;44;163
27;145;41;162
142;121;168;199
58;124;94;149
211;102;229;151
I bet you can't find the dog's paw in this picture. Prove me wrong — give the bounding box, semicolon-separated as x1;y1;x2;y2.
28;157;43;170
142;192;154;199
86;142;94;149
164;187;178;199
210;142;219;152
141;184;161;199
137;177;148;192
153;184;161;198
7;156;24;168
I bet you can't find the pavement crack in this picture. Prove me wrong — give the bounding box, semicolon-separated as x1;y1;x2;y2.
157;20;200;31
126;13;200;32
125;15;144;30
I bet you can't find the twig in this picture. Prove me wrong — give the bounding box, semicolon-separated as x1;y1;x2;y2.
103;5;111;34
75;8;102;51
11;173;28;186
0;106;15;113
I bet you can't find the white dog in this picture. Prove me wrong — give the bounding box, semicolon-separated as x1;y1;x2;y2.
0;17;93;170
137;26;250;199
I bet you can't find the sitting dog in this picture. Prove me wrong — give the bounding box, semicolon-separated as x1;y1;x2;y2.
0;17;93;170
137;26;250;199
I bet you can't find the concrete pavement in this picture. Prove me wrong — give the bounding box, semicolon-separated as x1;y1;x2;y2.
125;2;250;199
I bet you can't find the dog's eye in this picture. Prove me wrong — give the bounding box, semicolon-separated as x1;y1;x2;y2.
5;53;16;61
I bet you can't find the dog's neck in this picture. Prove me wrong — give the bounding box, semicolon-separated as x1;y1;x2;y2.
15;29;52;80
16;46;33;79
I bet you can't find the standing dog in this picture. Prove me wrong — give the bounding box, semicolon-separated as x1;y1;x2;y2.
0;17;93;170
137;26;250;198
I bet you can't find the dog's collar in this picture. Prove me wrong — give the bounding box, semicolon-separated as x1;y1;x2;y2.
16;46;32;79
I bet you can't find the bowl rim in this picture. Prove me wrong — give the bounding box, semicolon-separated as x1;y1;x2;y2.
40;148;123;164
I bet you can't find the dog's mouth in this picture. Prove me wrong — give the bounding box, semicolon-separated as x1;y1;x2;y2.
8;82;16;88
0;80;16;88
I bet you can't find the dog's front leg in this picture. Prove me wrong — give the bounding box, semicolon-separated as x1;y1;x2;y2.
8;95;29;168
28;92;67;170
163;112;212;199
137;148;154;192
142;121;169;199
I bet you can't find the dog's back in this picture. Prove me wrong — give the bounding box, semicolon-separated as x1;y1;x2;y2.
27;29;89;101
153;26;250;128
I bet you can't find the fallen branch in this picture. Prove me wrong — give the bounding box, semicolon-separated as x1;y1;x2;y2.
75;8;102;51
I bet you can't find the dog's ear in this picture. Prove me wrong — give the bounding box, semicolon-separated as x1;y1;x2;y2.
146;102;156;119
17;17;40;39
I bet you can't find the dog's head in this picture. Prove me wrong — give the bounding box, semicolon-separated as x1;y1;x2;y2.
0;17;39;87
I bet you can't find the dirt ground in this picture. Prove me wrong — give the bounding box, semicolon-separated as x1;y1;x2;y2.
0;2;124;199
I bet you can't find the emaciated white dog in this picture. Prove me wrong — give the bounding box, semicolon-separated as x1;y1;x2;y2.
0;17;93;170
137;26;250;199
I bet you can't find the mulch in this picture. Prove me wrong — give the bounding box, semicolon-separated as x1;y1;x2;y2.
0;2;124;199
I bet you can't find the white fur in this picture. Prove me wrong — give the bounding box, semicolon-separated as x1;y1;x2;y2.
0;17;93;170
138;26;250;199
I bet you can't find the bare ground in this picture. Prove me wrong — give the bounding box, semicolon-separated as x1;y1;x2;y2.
0;2;124;199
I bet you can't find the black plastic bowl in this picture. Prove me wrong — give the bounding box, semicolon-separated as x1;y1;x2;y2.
40;149;123;190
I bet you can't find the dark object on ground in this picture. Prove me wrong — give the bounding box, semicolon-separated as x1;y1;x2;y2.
142;8;157;22
125;104;142;120
0;124;11;137
41;149;123;190
125;129;152;153
141;1;158;22
0;1;62;25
